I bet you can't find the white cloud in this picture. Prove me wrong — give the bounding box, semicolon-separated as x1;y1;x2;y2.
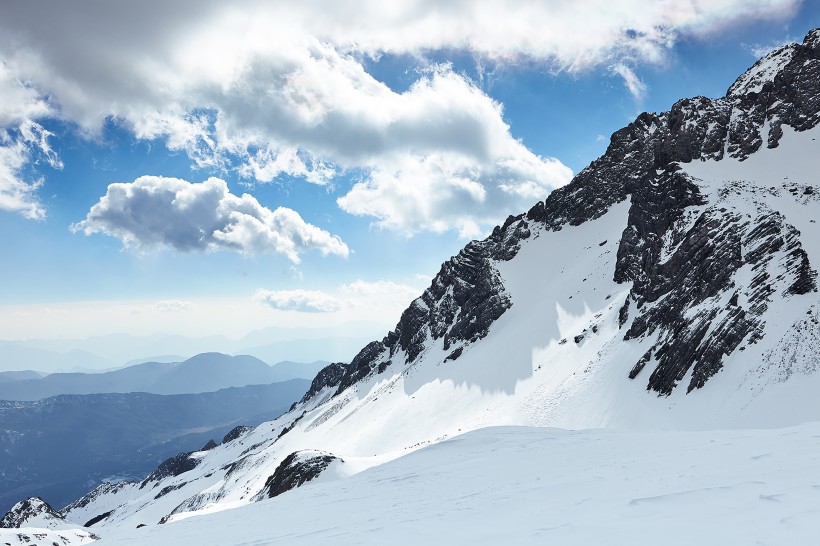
255;279;423;314
745;37;797;58
254;289;342;313
155;300;194;312
338;146;571;238
339;279;422;309
0;0;799;229
610;63;648;101
0;136;43;219
0;62;51;127
72;176;349;263
0;64;60;220
0;119;64;220
18;120;63;170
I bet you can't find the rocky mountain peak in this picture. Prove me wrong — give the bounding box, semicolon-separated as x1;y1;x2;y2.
728;43;797;97
729;28;820;97
301;27;820;400
803;27;820;49
1;497;63;529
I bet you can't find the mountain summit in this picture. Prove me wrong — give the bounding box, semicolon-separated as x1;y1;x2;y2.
5;28;820;545
305;27;819;401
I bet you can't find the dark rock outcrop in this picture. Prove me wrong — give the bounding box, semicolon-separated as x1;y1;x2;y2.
319;219;525;397
295;28;820;403
222;425;252;444
83;509;113;527
598;30;820;394
200;439;218;451
540;29;818;395
298;362;347;404
1;497;62;528
140;452;200;489
259;450;340;499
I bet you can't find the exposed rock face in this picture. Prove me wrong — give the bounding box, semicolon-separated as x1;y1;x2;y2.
222;425;252;444
336;342;389;394
298;362;347;404
83;509;113;527
1;497;62;528
321;221;525;397
200;439;218;451
258;450;340;499
140;452;200;488
600;30;820;394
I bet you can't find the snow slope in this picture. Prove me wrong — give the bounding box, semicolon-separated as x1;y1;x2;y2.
57;125;819;528
92;424;820;545
0;528;98;545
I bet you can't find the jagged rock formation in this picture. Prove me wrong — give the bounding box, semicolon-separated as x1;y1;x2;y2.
258;451;340;499
140;452;200;488
1;498;61;529
299;362;346;404
311;220;526;399
0;497;101;545
222;425;252;444
303;28;820;398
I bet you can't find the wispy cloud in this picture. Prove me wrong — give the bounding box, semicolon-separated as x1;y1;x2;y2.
155;300;194;312
0;62;58;219
0;136;45;219
254;289;342;313
255;278;423;314
744;37;797;58
610;63;648;101
339;279;422;309
72;176;349;263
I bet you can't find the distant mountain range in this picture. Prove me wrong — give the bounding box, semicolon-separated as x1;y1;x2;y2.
0;370;44;383
0;379;310;514
0;353;328;401
0;324;381;374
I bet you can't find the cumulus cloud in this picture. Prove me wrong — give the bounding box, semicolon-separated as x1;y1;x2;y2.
254;289;342;313
0;0;799;229
338;147;571;238
0;62;51;127
72;176;349;263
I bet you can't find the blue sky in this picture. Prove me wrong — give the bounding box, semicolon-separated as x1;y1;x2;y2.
0;0;818;341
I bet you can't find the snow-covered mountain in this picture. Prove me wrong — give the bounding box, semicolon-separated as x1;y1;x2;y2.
4;28;820;545
0;497;98;545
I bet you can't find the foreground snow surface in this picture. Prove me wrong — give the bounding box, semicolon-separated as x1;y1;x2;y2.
93;424;819;545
